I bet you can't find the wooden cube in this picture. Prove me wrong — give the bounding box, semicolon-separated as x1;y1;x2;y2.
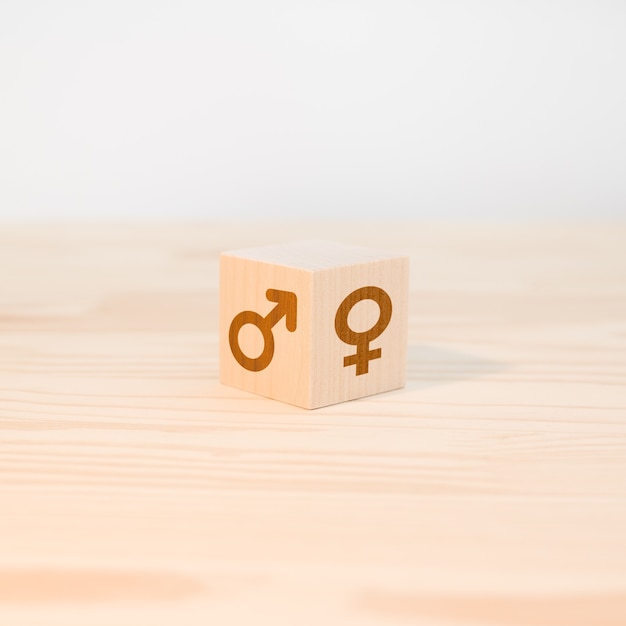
219;240;409;409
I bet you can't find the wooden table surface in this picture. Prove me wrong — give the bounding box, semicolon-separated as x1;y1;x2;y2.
1;222;625;626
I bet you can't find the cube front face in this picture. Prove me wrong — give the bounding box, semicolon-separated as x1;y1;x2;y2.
220;254;313;408
220;243;409;409
310;257;409;408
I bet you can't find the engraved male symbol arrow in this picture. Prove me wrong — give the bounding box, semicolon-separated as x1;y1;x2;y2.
265;289;297;332
229;289;298;372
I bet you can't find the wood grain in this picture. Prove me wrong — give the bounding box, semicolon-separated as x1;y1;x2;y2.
1;222;625;626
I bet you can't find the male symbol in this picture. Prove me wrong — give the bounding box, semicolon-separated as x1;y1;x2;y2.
229;289;297;372
335;286;392;375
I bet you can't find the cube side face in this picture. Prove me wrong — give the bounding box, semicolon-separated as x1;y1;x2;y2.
310;256;409;408
220;254;313;408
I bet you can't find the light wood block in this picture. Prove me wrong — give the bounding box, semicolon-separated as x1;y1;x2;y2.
220;240;409;408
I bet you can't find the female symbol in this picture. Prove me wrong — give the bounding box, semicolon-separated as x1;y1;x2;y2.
334;286;392;376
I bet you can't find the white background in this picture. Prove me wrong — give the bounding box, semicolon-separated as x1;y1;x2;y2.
1;0;625;221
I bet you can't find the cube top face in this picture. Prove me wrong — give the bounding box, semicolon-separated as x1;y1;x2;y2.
222;240;404;271
220;241;409;409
